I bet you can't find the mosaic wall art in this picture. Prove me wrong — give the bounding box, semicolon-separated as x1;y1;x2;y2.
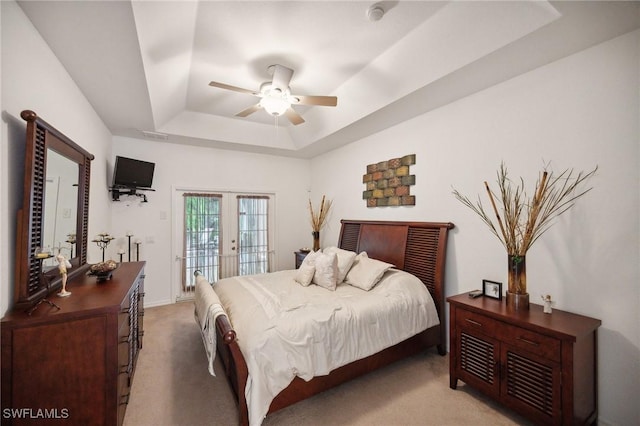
362;154;416;207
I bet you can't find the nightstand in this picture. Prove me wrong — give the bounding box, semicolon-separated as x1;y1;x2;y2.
447;292;601;425
294;251;309;269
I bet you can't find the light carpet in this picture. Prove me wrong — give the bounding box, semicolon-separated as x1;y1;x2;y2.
123;302;532;426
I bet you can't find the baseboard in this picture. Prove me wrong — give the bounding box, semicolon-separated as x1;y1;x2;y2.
143;299;175;308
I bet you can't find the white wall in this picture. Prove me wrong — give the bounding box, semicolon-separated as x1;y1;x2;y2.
111;137;312;306
1;0;113;315
311;30;639;426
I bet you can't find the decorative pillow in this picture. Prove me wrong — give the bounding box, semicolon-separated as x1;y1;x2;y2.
322;246;357;283
294;262;315;287
300;250;321;269
312;251;339;291
344;252;394;291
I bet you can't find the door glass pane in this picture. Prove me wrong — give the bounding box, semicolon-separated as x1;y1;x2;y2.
237;196;270;275
183;193;221;288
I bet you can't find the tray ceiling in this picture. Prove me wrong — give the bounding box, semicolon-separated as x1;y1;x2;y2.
17;1;640;158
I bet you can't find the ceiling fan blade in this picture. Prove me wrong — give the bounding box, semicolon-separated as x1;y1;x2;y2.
284;108;305;125
291;95;338;107
209;81;258;96
271;65;294;91
235;104;262;117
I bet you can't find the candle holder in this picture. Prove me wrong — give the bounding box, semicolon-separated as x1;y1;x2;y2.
92;233;115;262
134;240;142;262
126;232;133;262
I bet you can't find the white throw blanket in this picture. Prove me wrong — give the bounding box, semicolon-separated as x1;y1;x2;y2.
212;269;440;426
194;274;226;376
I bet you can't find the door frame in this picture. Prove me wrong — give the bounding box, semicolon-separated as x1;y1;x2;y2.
171;185;279;302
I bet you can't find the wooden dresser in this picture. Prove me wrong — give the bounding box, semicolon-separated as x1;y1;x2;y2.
448;292;601;425
1;262;145;425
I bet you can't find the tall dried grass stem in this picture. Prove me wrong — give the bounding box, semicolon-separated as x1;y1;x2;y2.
453;163;597;257
309;195;332;232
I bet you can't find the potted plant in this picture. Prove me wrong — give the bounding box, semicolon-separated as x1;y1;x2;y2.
453;162;597;310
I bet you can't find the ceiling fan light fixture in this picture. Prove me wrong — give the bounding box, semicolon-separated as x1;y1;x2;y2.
260;96;290;116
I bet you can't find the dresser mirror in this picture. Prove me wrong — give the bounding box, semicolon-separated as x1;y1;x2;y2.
43;149;79;266
14;110;94;310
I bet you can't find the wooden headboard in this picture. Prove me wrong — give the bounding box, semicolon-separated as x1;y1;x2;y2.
338;219;454;321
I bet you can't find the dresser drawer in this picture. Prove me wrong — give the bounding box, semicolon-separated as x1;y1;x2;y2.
501;324;561;363
456;308;561;363
456;308;505;335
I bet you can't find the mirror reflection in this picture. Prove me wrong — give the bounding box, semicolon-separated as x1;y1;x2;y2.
42;149;79;268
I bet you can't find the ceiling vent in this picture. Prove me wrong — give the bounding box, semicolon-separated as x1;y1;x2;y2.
141;130;168;140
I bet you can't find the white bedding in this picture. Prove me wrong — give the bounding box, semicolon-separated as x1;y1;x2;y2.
212;268;440;426
194;274;226;376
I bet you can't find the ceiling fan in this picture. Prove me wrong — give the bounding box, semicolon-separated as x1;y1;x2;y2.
209;64;337;125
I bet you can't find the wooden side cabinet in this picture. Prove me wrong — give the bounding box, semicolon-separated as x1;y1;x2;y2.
1;262;145;426
448;292;601;425
294;251;309;269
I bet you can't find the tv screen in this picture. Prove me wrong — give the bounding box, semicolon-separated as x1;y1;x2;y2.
112;156;155;189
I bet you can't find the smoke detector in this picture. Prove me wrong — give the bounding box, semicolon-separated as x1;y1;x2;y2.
366;4;385;22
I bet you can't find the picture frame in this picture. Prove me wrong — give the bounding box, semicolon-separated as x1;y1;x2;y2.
482;279;502;300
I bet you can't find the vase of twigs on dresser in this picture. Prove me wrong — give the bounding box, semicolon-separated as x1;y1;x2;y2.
309;195;332;251
453;162;597;311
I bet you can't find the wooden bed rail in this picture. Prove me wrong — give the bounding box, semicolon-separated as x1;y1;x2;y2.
214;314;236;344
213;312;249;425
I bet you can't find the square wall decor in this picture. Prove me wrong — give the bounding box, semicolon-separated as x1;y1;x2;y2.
362;154;415;207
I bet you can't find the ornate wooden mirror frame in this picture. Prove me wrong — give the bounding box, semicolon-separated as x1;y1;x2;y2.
14;110;94;311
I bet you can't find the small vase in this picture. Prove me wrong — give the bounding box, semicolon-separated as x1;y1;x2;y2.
506;291;530;311
312;231;320;251
506;255;529;310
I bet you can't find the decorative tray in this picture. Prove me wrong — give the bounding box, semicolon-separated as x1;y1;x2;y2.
88;260;118;282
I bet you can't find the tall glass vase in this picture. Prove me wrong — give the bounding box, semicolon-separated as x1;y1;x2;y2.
506;254;529;310
312;231;320;251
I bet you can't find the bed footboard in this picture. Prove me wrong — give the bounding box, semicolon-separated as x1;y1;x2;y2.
214;315;249;426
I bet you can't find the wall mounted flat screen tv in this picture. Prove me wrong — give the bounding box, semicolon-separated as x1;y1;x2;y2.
112;156;155;189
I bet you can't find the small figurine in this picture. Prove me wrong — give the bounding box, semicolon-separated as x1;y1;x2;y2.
541;294;553;314
56;253;72;297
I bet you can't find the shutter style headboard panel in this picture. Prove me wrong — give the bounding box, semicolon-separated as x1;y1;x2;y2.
338;219;454;321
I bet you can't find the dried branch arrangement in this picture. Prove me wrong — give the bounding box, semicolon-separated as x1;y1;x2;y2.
309;195;333;232
452;162;597;256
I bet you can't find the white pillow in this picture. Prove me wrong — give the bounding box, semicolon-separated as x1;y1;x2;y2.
323;246;357;283
312;251;339;291
344;252;394;291
294;262;315;287
300;250;321;268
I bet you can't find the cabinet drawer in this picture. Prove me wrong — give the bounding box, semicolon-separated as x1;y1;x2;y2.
456;308;561;363
456;308;505;335
501;325;561;363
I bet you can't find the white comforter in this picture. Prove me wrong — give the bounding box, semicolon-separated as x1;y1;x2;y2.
212;268;440;426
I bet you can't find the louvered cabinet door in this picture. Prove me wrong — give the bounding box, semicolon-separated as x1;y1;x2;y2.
455;328;500;398
501;344;562;424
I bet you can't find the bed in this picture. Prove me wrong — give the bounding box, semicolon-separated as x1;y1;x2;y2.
195;219;454;425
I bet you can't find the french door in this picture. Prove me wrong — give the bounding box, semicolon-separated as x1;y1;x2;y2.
174;189;275;300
